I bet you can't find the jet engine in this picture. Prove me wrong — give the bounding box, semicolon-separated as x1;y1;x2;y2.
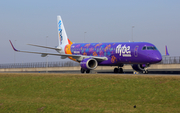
132;64;148;74
80;58;98;70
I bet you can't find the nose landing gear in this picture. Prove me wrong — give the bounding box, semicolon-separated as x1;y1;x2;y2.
142;69;148;74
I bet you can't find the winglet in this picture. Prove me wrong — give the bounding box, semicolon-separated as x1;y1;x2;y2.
9;40;19;51
165;45;169;56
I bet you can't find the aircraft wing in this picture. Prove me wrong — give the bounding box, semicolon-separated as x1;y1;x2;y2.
27;44;61;50
162;45;170;56
9;40;108;61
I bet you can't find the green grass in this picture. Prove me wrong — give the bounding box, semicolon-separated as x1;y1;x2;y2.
0;73;180;112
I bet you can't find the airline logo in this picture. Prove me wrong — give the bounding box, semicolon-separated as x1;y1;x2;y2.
58;20;63;44
116;44;131;57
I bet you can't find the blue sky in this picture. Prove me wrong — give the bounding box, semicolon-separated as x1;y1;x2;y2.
1;0;180;63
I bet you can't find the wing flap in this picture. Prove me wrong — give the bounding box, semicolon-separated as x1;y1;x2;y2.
27;44;61;50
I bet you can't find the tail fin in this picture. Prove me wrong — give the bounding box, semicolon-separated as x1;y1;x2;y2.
57;16;72;46
165;45;170;56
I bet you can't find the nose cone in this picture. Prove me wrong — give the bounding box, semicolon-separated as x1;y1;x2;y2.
150;52;162;63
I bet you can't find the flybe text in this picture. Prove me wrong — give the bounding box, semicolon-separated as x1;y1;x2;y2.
58;20;62;32
116;44;131;57
58;20;63;44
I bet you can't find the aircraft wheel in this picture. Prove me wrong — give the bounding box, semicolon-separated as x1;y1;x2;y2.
143;70;148;74
86;70;90;73
143;70;146;74
114;68;119;73
119;68;124;73
81;68;85;73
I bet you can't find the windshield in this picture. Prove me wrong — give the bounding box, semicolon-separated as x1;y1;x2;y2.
142;46;157;50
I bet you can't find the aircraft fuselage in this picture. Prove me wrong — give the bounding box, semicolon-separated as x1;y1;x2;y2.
64;42;162;66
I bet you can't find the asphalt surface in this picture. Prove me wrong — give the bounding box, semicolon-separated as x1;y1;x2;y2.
3;69;180;75
44;68;180;74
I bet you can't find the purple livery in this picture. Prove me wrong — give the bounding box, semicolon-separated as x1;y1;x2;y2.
10;15;162;74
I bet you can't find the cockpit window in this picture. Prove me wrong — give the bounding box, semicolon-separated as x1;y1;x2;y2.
147;47;153;50
142;46;157;50
147;46;157;50
153;46;157;50
142;46;146;50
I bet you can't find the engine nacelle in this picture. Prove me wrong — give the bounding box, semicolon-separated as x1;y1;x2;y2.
80;58;98;70
132;64;147;72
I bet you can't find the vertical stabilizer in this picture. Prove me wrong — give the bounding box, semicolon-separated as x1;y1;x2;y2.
57;16;70;46
165;45;170;56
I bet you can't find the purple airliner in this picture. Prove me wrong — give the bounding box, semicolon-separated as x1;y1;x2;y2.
10;16;162;74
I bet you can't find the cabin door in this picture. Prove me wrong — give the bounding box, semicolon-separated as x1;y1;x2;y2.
134;46;139;57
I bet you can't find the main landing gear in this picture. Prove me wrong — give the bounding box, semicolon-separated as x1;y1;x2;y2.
81;68;90;73
114;65;124;73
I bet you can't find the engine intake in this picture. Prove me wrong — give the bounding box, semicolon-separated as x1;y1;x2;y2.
80;58;98;70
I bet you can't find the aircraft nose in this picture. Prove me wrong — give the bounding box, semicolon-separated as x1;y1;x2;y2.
154;55;162;62
150;52;162;63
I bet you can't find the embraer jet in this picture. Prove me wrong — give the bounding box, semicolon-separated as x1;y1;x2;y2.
10;15;162;74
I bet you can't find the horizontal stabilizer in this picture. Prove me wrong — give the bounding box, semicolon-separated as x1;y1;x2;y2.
41;54;48;57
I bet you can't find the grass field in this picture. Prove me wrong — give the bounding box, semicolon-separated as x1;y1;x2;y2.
0;73;180;112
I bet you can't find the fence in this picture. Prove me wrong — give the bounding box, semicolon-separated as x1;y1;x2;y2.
159;56;180;64
0;56;180;69
0;61;80;69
